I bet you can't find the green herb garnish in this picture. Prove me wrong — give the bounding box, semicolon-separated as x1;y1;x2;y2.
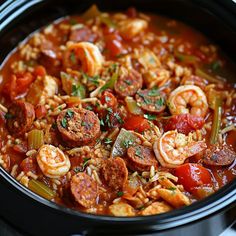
117;191;124;197
70;51;76;64
135;147;143;159
114;112;124;124
4;113;14;119
104;138;113;144
100;119;105;126
71;84;86;98
148;88;159;97
123;140;134;148
66;109;74;118
155;97;165;107
144;114;157;121
61;118;67;128
211;60;221;71
137;91;151;104
168;187;176;191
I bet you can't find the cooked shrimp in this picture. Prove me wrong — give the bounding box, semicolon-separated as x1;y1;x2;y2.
64;42;104;76
168;85;208;117
118;19;148;40
153;130;207;168
36;144;71;178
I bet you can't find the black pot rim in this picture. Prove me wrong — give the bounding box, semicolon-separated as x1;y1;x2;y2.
0;0;236;231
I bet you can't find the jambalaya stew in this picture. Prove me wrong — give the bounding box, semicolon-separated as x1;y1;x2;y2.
0;6;236;216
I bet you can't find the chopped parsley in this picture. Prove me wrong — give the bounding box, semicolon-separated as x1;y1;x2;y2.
82;157;91;168
106;107;113;113
85;105;93;111
82;72;100;86
155;97;165;107
66;109;74;118
137;91;151;104
144;113;157;121
148;88;160;97
105;95;111;103
123;140;134;148
117;191;124;197
135;147;143;159
211;60;221;71
52;122;57;129
81;121;92;129
114;112;124;124
74;157;91;173
104;138;113;144
81;121;87;126
70;51;76;64
100;119;105;126
168;187;177;191
61;117;67;128
124;79;132;85
137;206;145;210
71;84;86;98
4;113;14;119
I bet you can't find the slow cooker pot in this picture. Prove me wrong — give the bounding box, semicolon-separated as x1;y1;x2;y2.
0;0;236;235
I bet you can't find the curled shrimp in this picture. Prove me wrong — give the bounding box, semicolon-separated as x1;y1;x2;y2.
64;42;104;76
118;19;148;40
153;130;207;168
168;85;208;117
36;144;71;178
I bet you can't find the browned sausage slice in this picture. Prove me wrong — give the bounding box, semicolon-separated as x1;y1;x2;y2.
135;89;166;113
203;144;236;166
69;26;97;43
127;145;158;172
114;69;143;97
70;172;98;208
101;157;128;190
6;101;35;136
57;108;100;147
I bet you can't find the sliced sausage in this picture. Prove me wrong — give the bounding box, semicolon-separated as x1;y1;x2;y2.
135;89;166;113
203;144;236;166
39;39;61;76
6;101;35;136
57;108;100;147
69;26;97;42
70;172;98;208
114;69;143;97
101;157;128;190
127;145;158;172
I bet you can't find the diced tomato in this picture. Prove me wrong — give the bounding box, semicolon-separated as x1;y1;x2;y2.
105;34;127;57
20;156;37;174
164;114;204;135
35;105;47;119
70;156;84;169
34;65;46;77
12;142;28;154
123;115;150;133
3;72;34;100
101;90;118;109
175;163;212;194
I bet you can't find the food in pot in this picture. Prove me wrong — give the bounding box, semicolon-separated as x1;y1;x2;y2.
0;5;235;216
